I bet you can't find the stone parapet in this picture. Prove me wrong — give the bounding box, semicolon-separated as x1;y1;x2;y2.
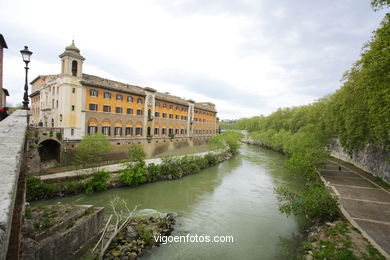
0;110;28;259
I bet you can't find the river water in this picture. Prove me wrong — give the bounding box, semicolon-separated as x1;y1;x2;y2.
33;144;307;260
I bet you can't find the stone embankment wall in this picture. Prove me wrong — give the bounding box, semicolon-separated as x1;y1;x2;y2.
0;110;28;259
22;205;104;260
242;130;390;183
330;139;390;183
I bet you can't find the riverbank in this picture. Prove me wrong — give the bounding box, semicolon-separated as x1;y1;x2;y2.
27;149;233;201
242;135;386;259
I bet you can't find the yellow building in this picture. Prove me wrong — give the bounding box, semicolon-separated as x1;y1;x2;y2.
30;41;219;144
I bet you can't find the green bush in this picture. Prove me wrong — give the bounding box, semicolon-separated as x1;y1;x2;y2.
209;130;242;153
204;153;218;166
146;163;161;182
65;181;86;193
75;133;111;167
276;182;339;223
128;143;145;162
85;171;110;194
159;157;182;178
26;175;59;201
120;162;148;186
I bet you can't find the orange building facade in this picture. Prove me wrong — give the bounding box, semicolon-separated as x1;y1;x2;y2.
30;42;219;144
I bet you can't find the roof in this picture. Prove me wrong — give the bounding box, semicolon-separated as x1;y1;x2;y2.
59;40;85;61
2;88;9;96
31;72;217;113
0;34;7;49
81;74;215;111
30;74;58;85
81;74;146;96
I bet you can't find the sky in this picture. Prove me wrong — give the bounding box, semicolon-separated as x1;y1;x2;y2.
0;0;386;119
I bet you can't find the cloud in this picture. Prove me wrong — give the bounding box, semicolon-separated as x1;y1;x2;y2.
0;0;386;119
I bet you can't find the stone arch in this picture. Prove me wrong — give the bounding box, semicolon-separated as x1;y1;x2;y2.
88;118;98;126
38;139;61;163
114;120;122;127
102;119;111;126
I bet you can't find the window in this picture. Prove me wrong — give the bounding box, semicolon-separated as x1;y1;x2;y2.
169;128;173;135
162;113;167;118
155;112;160;117
155;101;160;107
52;99;54;108
72;60;78;76
169;105;173;109
176;106;179;111
72;105;75;111
147;96;153;106
114;127;122;136
60;114;63;122
137;109;143;116
135;127;142;136
127;96;133;102
103;105;111;113
148;109;152;120
89;103;98;111
71;128;74;136
154;128;159;135
163;103;167;108
116;94;123;101
125;127;133;136
90;89;98;97
102;126;110;136
175;115;179;119
56;100;58;108
88;126;97;135
137;98;143;104
104;92;111;99
51;118;54;127
169;114;173;119
72;88;75;93
162;128;166;135
181;129;184;134
116;107;122;114
127;108;133;115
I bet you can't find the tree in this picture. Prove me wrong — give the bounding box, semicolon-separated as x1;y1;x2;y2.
75;133;111;166
128;143;145;162
371;0;390;11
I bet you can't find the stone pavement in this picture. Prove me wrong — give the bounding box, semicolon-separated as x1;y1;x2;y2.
319;160;390;258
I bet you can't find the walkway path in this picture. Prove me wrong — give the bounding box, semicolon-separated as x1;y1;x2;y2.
39;150;218;183
319;160;390;258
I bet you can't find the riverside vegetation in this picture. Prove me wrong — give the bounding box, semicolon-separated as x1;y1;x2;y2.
26;131;241;201
235;1;389;258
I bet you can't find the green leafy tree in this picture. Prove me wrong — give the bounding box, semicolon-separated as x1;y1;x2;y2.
75;133;111;166
128;143;145;162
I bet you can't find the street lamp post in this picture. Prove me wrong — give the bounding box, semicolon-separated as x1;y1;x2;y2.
20;46;33;110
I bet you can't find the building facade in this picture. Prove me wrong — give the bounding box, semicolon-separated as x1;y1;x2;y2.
0;34;9;109
30;42;219;146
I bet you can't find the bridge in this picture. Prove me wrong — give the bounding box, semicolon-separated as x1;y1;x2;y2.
0;110;28;259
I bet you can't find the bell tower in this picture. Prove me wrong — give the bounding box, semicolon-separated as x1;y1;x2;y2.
59;40;85;78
